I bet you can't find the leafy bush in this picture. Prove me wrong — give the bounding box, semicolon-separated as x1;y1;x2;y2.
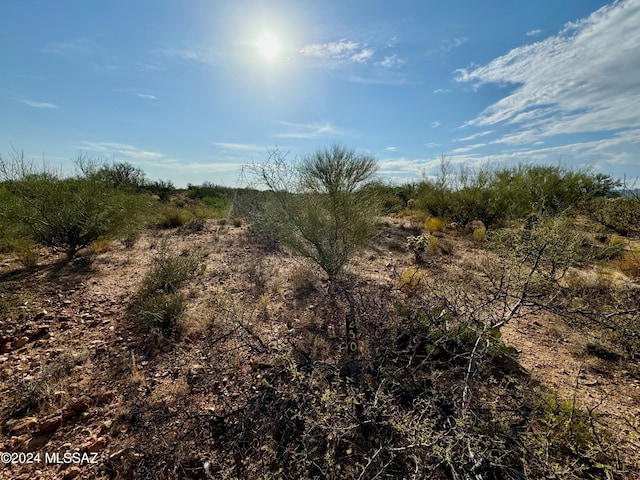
138;243;203;297
416;158;617;226
0;153;149;259
248;145;381;280
146;179;175;202
92;161;147;192
132;242;203;336
585;196;640;235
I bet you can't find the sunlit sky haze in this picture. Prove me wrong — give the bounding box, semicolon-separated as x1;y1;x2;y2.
1;0;639;187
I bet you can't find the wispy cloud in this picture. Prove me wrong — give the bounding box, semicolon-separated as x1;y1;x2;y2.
385;146;397;152
377;156;442;182
136;62;164;72
451;143;489;154
455;0;640;143
455;130;494;142
41;38;102;58
448;127;640;177
78;141;166;163
41;38;121;72
526;29;542;37
157;47;226;66
431;121;441;128
299;40;374;65
136;93;157;100
21;99;57;109
433;88;450;94
376;54;405;68
443;37;468;52
275;121;344;139
212;142;264;151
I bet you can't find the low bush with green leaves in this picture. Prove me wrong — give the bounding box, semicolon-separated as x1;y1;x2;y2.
132;242;203;336
247;145;382;281
0;153;150;259
416;158;618;227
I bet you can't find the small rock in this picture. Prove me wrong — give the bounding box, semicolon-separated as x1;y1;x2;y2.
15;336;29;348
25;433;51;451
86;437;106;452
63;466;81;479
70;396;92;412
99;420;113;434
38;416;62;434
9;416;38;435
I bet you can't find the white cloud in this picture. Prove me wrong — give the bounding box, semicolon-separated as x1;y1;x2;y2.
137;62;164;72
431;121;441;128
21;99;57;109
299;40;374;64
443;37;468;52
451;143;489;154
136;93;156;100
526;29;542;37
78;141;165;163
275;121;344;139
385;146;397;152
212;142;264;151
456;0;640;140
433;88;450;94
450;128;640;178
455;130;494;142
376;54;405;68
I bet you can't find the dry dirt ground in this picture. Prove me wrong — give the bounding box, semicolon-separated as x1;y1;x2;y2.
0;217;639;479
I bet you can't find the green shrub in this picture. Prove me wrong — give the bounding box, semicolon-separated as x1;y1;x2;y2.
139;243;203;296
132;242;202;336
146;179;175;202
248;144;381;281
0;153;149;259
92;161;147;192
416;158;617;226
133;293;185;335
585;196;640;235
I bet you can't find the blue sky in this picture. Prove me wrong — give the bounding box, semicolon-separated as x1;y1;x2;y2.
1;0;639;187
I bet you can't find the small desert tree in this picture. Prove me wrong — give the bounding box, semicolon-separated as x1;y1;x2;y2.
249;144;380;281
0;152;150;259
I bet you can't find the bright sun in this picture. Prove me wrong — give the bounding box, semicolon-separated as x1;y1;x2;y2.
257;32;282;61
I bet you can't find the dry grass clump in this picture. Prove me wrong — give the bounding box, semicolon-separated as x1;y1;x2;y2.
473;227;487;242
399;267;426;293
157;211;189;229
425;216;446;233
617;246;640;279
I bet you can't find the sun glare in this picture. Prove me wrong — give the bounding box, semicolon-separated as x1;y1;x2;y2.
257;32;282;61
